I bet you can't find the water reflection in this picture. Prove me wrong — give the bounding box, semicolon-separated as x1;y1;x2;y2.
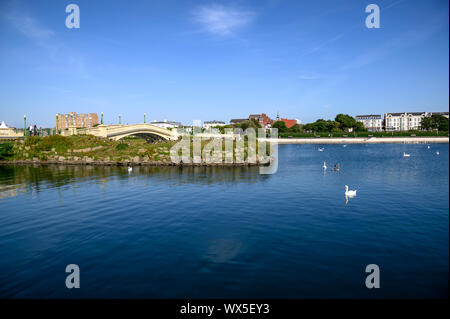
0;164;269;198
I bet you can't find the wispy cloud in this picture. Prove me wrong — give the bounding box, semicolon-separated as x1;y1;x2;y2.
3;2;90;79
193;4;256;36
4;7;55;43
299;32;345;58
339;12;447;72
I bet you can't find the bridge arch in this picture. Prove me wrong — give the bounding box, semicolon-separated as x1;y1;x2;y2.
105;124;178;141
111;131;170;142
69;124;179;141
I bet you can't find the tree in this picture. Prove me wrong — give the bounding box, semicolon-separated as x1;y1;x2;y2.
288;124;303;133
250;118;262;128
420;116;434;131
355;121;367;132
434;114;449;131
272;121;288;133
421;115;449;131
335;114;358;131
326;120;340;132
239;120;258;131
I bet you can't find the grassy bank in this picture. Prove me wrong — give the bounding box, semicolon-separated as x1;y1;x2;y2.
0;135;176;164
0;135;269;165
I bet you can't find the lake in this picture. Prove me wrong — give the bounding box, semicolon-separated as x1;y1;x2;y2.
0;143;448;298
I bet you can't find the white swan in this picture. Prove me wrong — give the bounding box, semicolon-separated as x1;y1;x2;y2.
128;166;133;173
343;145;347;148
436;151;440;155
345;185;357;197
322;161;327;170
427;146;430;149
318;147;324;152
403;152;410;157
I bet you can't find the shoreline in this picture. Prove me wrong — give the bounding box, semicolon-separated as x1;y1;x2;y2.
0;159;264;167
264;136;449;144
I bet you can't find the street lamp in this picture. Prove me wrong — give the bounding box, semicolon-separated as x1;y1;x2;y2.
119;114;122;125
144;113;146;124
24;115;27;137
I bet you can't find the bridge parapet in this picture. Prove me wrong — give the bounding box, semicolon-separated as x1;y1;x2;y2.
66;124;179;141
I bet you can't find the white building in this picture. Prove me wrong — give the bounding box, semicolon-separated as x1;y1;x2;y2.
0;121;22;138
151;119;181;129
384;112;428;131
355;115;383;132
203;121;226;129
384;112;450;131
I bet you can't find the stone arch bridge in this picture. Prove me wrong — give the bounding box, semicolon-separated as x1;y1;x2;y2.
64;124;179;142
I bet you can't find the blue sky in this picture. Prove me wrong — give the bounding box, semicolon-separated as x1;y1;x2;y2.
0;0;448;127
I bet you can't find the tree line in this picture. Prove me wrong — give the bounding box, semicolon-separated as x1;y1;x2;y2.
211;113;449;134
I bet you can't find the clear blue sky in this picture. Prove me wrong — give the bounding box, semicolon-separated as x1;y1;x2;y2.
0;0;448;127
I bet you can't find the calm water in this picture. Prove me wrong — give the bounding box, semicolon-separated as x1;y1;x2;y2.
0;144;448;298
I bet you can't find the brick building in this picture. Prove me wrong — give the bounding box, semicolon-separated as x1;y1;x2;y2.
249;113;274;128
56;112;99;130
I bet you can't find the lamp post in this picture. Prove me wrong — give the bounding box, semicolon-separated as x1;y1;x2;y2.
144;113;146;124
101;112;104;125
55;114;59;135
119;115;122;125
24;115;27;137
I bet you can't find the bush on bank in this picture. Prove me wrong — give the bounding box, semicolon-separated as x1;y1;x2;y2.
0;142;14;160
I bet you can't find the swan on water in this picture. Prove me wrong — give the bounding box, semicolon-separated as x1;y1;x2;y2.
322;161;327;170
427;146;430;149
436;151;440;155
318;147;324;152
345;185;357;197
128;166;133;173
403;152;411;157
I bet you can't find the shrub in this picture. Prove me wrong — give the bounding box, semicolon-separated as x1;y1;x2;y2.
0;142;14;160
24;136;42;146
116;143;129;151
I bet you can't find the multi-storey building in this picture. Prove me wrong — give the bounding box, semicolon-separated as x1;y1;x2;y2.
384;112;432;131
56;112;98;130
355;115;383;131
203;121;226;129
383;112;449;131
